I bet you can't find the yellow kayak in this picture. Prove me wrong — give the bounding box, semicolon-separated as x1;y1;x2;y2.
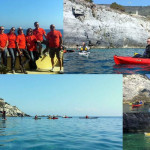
144;132;150;136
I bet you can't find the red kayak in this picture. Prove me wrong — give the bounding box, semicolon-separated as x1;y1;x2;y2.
114;55;150;65
63;50;75;53
52;117;58;119
132;104;142;108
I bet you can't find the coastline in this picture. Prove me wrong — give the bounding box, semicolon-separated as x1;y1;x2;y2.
65;46;145;49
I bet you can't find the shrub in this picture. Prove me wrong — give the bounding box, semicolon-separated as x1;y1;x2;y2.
85;0;93;3
110;2;125;12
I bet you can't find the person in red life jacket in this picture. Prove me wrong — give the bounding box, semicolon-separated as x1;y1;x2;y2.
16;27;30;74
86;115;89;119
7;27;17;74
47;24;63;73
0;26;8;67
34;115;38;119
33;22;46;57
26;28;38;70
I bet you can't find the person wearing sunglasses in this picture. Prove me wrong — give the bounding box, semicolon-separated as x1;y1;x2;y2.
26;28;38;70
33;22;46;57
46;24;63;73
7;27;17;73
0;26;8;67
16;27;30;74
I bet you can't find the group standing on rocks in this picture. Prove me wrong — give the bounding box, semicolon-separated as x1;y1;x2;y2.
0;22;63;74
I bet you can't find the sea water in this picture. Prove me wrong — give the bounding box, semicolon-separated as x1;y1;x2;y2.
64;48;150;74
0;117;122;150
124;133;150;150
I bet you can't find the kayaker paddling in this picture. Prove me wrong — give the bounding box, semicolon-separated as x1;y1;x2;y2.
77;42;90;52
85;115;89;119
34;115;38;119
114;38;150;64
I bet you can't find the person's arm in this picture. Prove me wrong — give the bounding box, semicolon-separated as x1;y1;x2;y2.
86;46;90;50
0;40;8;51
59;37;62;49
5;40;8;49
43;29;47;39
59;32;63;49
143;45;150;56
16;42;22;56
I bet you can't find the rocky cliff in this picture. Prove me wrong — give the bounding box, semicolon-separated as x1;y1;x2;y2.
123;75;150;102
124;113;150;133
0;98;29;117
64;0;150;48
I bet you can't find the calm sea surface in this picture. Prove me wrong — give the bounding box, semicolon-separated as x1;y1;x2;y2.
0;117;122;150
124;133;150;150
64;48;150;74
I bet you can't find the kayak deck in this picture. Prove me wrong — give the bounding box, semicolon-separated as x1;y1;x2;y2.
79;51;90;56
114;55;150;65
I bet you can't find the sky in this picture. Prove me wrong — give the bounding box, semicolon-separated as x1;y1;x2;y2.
0;75;122;116
0;0;63;29
94;0;150;6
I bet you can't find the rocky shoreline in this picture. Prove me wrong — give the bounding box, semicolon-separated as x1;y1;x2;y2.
124;113;150;133
0;98;30;117
64;0;150;48
123;75;150;103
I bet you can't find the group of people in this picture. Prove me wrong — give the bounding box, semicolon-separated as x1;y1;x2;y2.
0;22;63;74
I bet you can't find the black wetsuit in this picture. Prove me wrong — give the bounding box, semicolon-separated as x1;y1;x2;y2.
133;45;150;58
143;45;150;58
2;111;6;119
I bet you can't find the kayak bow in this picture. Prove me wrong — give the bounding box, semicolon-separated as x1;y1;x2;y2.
114;55;150;65
132;104;142;108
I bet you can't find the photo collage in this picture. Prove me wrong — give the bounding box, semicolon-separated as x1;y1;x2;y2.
0;0;150;150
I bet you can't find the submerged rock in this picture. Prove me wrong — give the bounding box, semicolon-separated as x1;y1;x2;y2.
64;0;150;48
124;113;150;133
0;98;29;117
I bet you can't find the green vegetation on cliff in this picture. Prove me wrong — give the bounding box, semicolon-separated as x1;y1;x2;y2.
85;0;93;3
110;2;125;12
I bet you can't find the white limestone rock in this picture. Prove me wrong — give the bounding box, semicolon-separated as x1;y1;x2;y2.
123;75;150;102
0;99;28;117
64;0;150;48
